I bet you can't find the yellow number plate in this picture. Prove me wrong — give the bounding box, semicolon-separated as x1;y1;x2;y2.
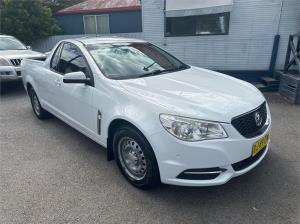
252;133;269;157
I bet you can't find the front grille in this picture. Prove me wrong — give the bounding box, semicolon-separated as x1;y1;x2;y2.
232;147;266;171
10;59;22;66
231;102;268;138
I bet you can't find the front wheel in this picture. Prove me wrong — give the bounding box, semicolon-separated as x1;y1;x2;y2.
29;88;51;119
113;126;160;189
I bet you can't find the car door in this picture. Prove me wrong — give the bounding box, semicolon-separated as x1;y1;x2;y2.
53;42;96;135
37;43;63;108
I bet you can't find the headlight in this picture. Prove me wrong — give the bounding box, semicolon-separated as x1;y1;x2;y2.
0;57;10;66
159;114;228;141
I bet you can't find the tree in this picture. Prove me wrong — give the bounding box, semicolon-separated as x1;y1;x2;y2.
43;0;84;14
0;0;61;44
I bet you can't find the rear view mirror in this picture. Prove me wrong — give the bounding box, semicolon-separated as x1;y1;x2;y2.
63;71;90;84
26;46;32;50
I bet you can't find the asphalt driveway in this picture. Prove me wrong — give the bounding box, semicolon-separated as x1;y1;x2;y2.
1;82;299;224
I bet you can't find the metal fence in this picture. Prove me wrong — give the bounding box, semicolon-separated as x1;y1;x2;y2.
31;33;144;52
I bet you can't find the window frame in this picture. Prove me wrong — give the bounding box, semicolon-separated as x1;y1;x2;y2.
164;12;230;37
50;41;94;86
83;14;110;35
50;42;63;73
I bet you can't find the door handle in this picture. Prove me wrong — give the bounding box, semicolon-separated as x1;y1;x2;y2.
54;79;61;87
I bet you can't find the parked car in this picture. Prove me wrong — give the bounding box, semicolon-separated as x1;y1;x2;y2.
0;35;46;82
21;37;271;189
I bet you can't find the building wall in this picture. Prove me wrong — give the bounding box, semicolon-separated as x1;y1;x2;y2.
276;0;300;70
56;10;142;35
141;0;300;73
109;11;143;33
56;14;84;35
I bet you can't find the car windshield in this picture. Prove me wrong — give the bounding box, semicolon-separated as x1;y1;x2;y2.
86;42;189;79
0;37;27;50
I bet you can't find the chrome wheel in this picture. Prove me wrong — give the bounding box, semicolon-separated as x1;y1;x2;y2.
118;137;147;180
31;92;41;115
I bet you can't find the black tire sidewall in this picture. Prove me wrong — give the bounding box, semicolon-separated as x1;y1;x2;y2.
29;88;48;119
113;126;160;189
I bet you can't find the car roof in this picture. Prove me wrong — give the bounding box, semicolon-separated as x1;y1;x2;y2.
72;36;147;45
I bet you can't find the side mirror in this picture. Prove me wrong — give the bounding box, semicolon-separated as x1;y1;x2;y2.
26;46;32;50
63;71;90;84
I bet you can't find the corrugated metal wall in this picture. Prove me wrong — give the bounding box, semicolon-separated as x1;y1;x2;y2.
141;0;300;71
276;0;300;70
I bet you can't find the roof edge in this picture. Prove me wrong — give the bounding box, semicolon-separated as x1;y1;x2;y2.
56;6;141;16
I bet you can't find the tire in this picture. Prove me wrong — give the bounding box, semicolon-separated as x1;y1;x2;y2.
29;88;51;119
113;125;161;189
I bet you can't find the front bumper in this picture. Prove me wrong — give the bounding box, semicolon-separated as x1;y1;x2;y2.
0;66;22;82
150;121;271;187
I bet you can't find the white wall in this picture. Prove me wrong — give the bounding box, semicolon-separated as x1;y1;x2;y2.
141;0;300;71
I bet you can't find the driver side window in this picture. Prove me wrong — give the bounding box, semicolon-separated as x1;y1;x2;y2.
55;43;90;76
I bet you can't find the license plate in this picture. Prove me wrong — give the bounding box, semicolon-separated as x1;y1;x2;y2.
252;133;269;157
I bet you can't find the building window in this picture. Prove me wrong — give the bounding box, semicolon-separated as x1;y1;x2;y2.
83;15;110;34
165;13;230;37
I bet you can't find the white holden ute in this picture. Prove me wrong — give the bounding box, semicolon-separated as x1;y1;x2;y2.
21;37;271;189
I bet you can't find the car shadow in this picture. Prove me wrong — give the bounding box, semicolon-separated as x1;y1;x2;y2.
0;81;25;96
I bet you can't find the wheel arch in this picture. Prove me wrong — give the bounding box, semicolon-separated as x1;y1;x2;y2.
26;82;33;92
24;75;38;95
106;118;153;161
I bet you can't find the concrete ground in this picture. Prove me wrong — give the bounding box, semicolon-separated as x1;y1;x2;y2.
0;82;299;224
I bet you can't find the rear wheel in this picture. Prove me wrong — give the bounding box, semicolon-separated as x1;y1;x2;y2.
113;125;160;189
29;88;51;119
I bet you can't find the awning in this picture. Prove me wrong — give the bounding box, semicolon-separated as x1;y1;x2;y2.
165;0;234;17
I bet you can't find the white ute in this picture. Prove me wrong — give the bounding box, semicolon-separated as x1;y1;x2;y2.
22;37;271;189
0;35;46;82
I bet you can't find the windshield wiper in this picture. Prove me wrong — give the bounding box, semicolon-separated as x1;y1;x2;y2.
143;62;157;71
138;65;189;78
138;69;166;78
